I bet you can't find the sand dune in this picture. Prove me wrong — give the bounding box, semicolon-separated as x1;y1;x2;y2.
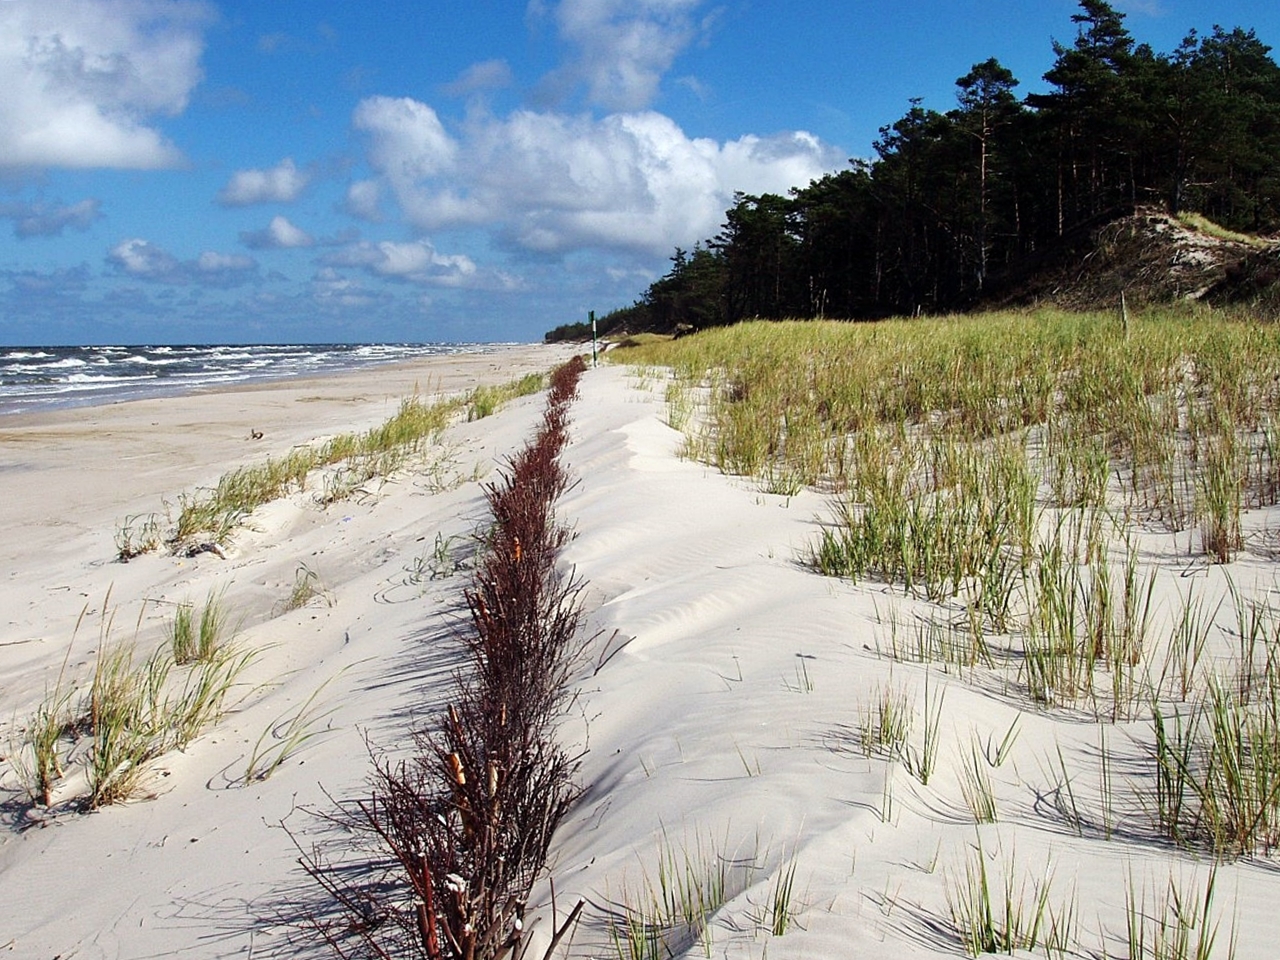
1;349;1276;959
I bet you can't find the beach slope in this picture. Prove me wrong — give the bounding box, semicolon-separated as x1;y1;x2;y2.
2;350;1278;959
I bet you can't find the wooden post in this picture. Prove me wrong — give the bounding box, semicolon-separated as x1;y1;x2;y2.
590;310;598;368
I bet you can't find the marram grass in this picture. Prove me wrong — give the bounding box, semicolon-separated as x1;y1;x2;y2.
615;310;1280;569
619;309;1280;876
126;370;551;556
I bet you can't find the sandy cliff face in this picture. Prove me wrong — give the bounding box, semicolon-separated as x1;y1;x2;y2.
985;206;1280;311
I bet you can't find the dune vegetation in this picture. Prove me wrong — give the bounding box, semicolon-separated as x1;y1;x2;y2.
16;369;558;815
618;309;1280;573
116;372;548;559
609;306;1280;955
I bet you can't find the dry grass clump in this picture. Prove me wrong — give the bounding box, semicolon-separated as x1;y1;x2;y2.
168;394;459;549
168;588;236;664
303;356;589;960
118;371;551;559
89;606;253;808
468;372;546;421
946;834;1076;957
114;512;164;560
279;563;332;613
608;833;753;958
1121;865;1234;960
11;681;74;807
12;596;252;810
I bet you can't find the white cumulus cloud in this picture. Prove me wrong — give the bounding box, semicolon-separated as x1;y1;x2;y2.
323;239;479;288
108;237;257;287
353;99;457;188
0;0;209;170
217;157;310;206
344;179;383;222
240;215;314;250
354;97;843;256
534;0;707;111
108;238;179;278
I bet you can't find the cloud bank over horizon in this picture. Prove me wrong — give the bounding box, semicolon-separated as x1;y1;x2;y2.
107;237;257;288
0;198;102;239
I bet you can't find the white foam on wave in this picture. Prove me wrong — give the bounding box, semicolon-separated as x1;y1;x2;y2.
0;342;484;415
2;351;52;360
65;373;154;385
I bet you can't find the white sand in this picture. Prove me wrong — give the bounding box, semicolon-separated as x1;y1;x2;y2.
1;353;1277;958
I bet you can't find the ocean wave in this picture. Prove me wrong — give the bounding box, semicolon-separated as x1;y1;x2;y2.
0;342;489;414
206;350;255;361
65;373;155;384
124;355;191;366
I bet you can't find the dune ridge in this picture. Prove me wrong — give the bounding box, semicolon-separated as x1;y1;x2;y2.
1;335;1278;959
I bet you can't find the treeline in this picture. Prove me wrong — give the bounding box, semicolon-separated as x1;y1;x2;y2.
554;1;1280;338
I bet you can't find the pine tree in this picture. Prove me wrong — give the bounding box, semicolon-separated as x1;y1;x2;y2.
1034;0;1138;230
954;59;1023;290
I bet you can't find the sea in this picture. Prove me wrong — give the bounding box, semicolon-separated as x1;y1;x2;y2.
0;343;500;416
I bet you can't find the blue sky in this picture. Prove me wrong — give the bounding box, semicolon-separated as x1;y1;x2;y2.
0;1;1277;345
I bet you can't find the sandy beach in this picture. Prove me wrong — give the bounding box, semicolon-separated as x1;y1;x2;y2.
0;343;574;956
1;345;1277;959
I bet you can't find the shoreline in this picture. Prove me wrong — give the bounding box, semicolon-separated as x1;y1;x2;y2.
0;339;577;698
0;342;575;501
0;340;582;958
0;341;541;420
